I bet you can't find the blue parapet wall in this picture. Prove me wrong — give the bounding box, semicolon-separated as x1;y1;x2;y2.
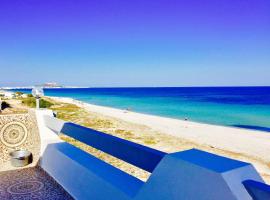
42;115;270;200
60;122;166;172
243;180;270;200
170;148;249;173
135;149;264;200
41;142;144;199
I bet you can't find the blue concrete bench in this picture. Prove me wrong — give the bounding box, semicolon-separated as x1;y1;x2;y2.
41;115;270;200
42;142;144;199
243;180;270;200
61;122;166;173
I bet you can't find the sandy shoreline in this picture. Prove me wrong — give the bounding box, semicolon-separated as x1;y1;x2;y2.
50;96;270;183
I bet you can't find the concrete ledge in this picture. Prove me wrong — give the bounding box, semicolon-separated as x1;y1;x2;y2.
43;114;65;134
135;149;264;200
43;115;166;172
60;122;166;172
35;109;62;155
41;142;144;200
243;180;270;200
36;110;270;200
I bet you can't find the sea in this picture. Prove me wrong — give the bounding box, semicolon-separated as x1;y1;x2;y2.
13;87;270;132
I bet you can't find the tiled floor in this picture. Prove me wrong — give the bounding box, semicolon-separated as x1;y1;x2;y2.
0;167;74;200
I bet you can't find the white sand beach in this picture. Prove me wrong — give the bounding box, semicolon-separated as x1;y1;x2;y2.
51;96;270;183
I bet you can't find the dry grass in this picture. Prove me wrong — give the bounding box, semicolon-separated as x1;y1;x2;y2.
0;99;28;115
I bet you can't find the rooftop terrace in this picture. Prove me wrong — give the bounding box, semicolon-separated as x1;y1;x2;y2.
0;109;269;200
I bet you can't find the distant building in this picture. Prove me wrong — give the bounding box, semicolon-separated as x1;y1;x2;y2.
43;82;62;88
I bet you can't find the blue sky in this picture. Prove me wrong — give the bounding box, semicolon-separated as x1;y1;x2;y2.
0;0;269;87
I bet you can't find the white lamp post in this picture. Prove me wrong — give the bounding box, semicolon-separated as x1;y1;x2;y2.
32;86;44;109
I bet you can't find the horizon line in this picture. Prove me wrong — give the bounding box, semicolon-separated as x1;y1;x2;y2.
3;85;270;89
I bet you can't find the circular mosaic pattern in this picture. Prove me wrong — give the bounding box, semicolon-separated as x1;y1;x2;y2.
0;122;28;147
7;181;44;195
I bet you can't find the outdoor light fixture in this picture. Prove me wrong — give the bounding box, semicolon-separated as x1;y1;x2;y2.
32;86;44;109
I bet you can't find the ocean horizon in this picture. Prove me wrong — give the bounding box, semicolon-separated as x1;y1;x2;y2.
13;86;270;132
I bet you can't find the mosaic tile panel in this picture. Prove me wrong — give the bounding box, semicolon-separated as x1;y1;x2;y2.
0;167;74;200
0;111;40;170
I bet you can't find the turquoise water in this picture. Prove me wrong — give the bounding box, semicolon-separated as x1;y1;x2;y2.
14;87;270;131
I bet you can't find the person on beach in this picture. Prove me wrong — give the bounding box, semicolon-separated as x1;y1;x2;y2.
184;117;188;128
124;107;132;113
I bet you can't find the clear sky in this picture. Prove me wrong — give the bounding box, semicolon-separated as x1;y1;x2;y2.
0;0;269;87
